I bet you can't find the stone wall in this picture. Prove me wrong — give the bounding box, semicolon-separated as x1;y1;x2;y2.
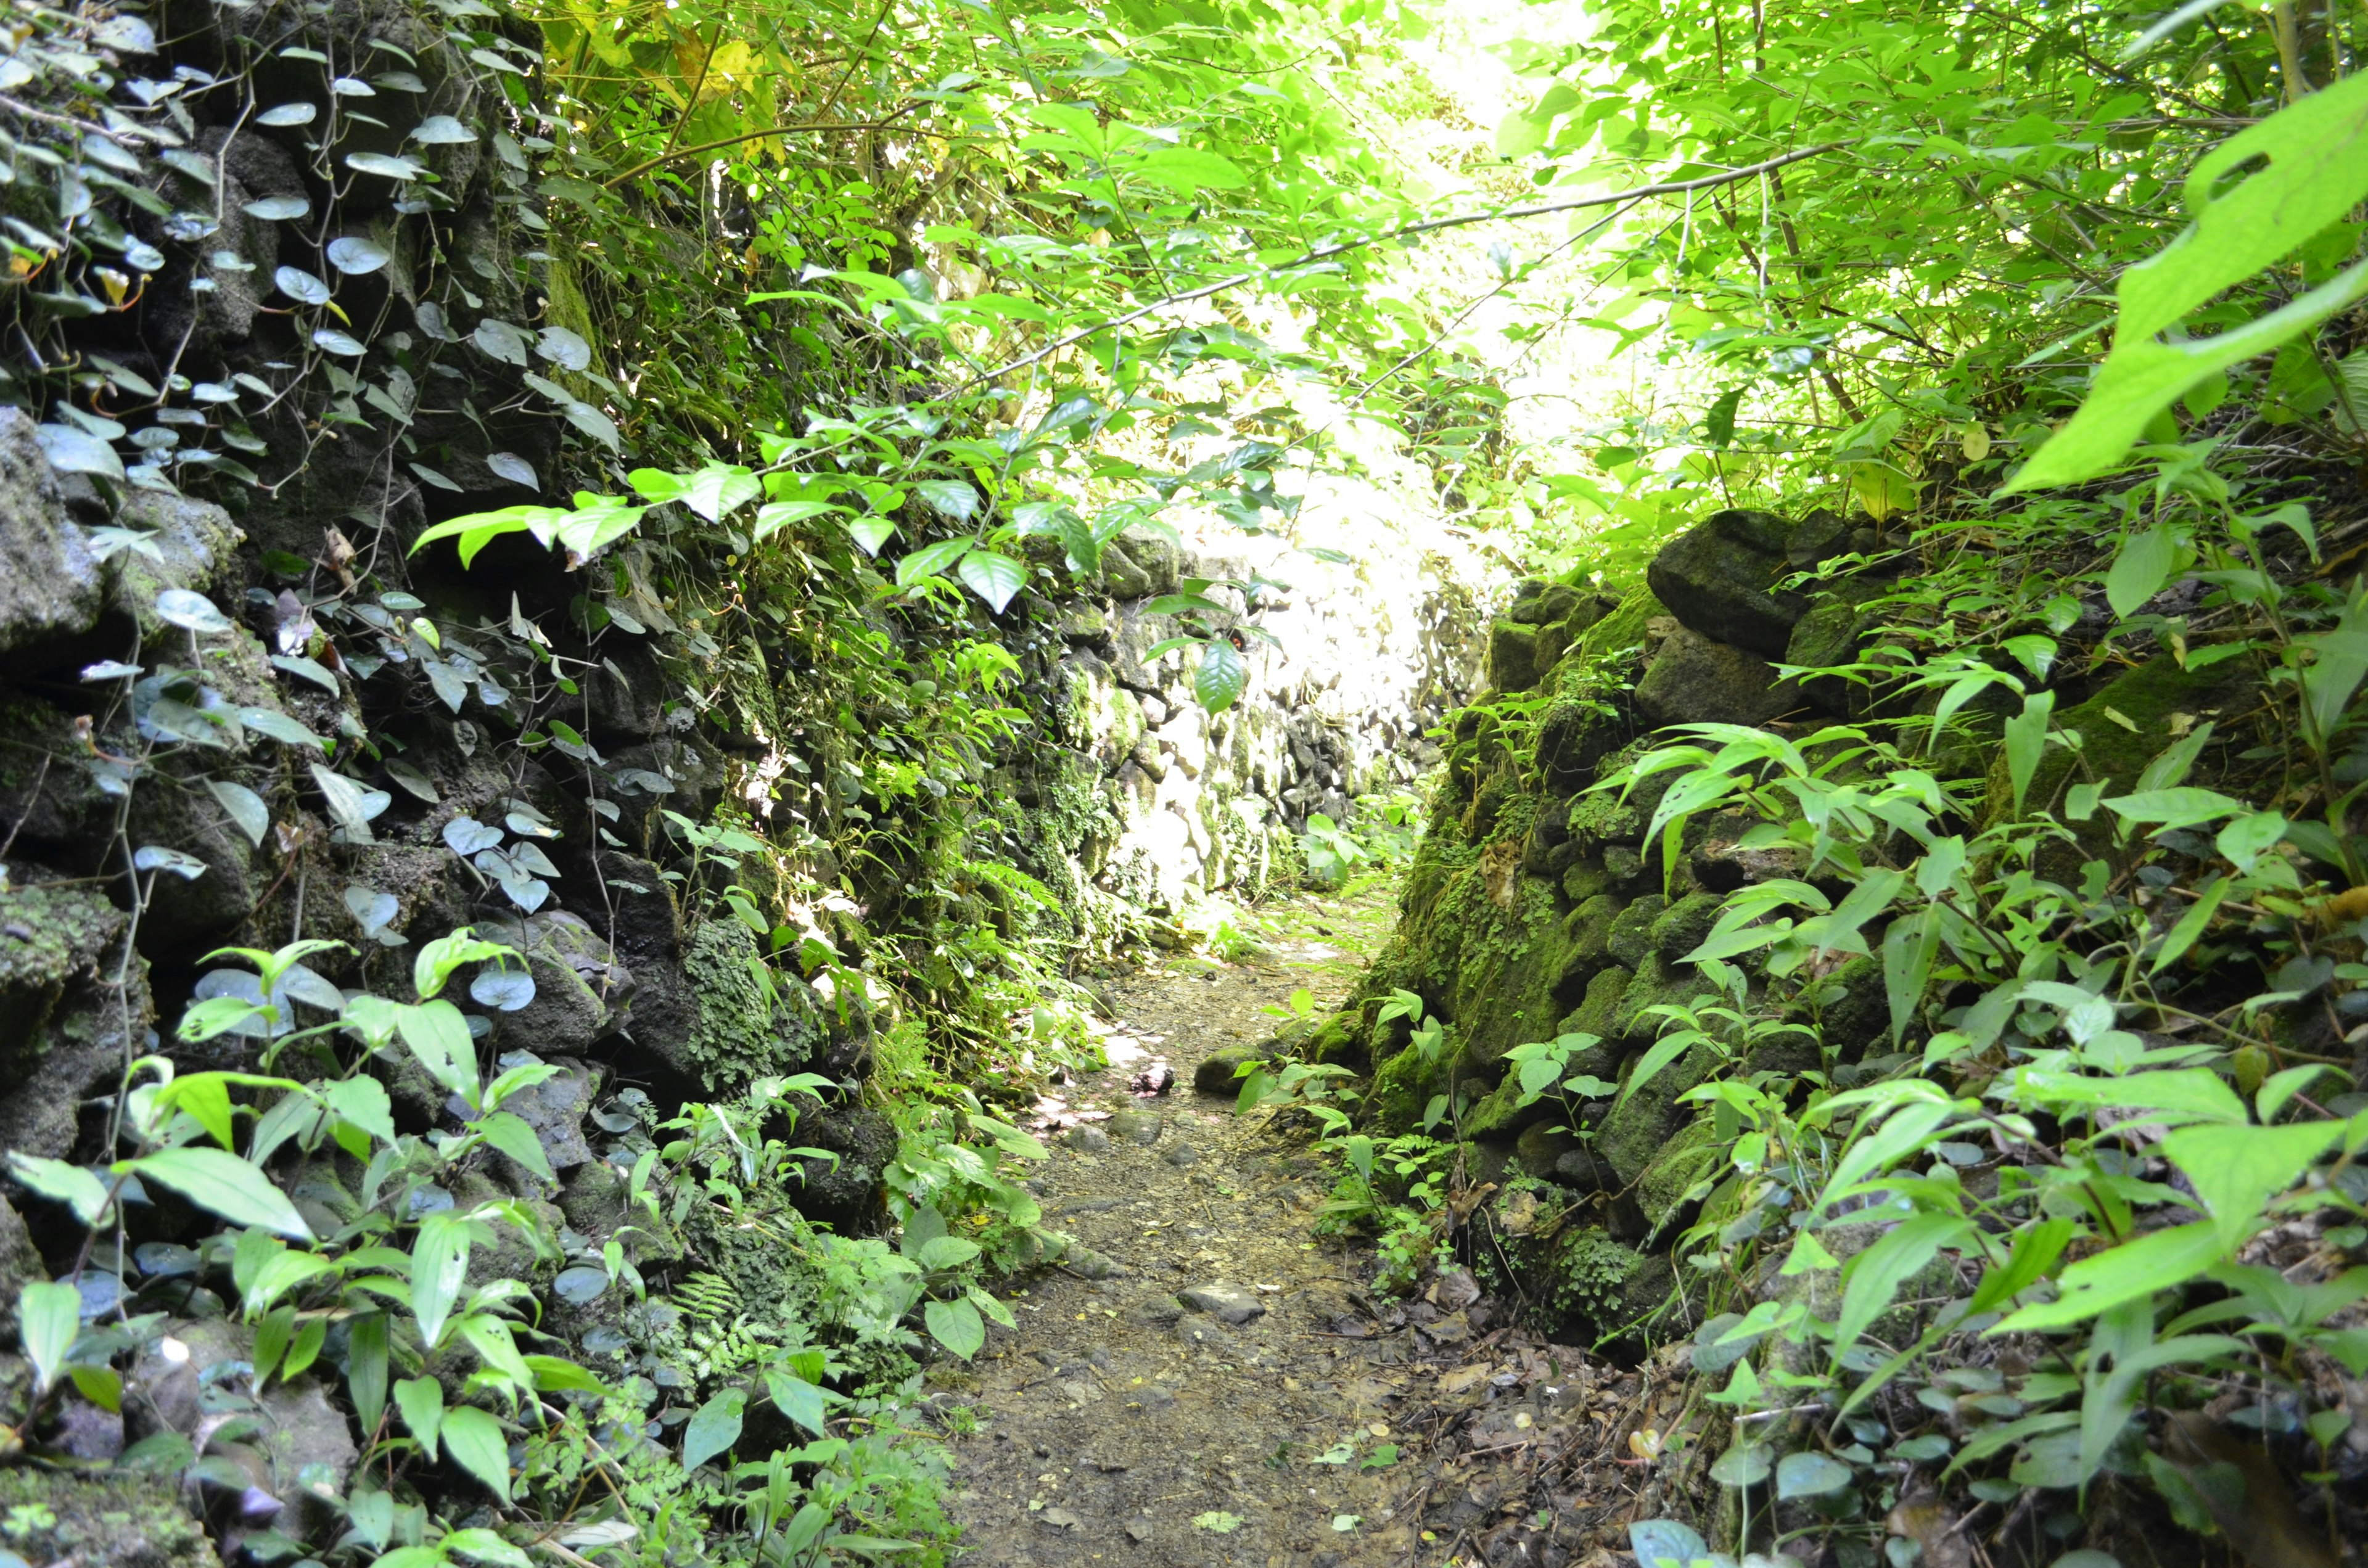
1011;503;1497;943
1306;504;2258;1352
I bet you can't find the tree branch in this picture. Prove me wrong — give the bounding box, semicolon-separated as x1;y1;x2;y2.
960;142;1848;388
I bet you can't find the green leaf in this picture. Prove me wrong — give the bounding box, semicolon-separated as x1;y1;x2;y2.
956;548;1027;614
1832;1213;1972;1366
1493;109;1548;160
472;1109;555;1183
323;1076;397;1144
395;1374;443;1451
2160;1120;2341;1252
2105;527;2178;618
7;1153;112;1225
2002;690;2054;817
2007;71;2368;490
205;779;271;847
126;1147;311;1239
912;479;979;521
1194;638;1246;713
895;537;972;588
681;1387;746;1469
20;1280;81;1394
924;1297;985;1359
1775;1450;1853;1499
1998;1221;2226;1332
765;1368;831;1435
410;1210;471;1348
348;1311;389;1432
394;999;482;1109
438;1405;512;1502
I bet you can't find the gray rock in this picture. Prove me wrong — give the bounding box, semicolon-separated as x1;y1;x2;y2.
1107;1108;1162;1145
1067;1244;1127;1280
1162;1141;1199;1168
1645;508;1804;657
126;1318;358;1542
0;409;102;654
1193;1045;1261;1094
1179;1282;1267;1324
1065;1123;1110;1151
478;910;633;1055
1634;626;1797;728
110;488;246;642
490;1051;597;1173
0;1194;46;1339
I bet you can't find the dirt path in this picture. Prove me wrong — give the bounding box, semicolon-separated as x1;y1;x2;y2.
934;884;1684;1568
940;884;1437;1567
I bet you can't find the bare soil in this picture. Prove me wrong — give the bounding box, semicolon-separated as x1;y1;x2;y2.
935;885;1679;1568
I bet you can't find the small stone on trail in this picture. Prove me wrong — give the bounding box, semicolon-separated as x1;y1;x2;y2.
1067;1244;1127;1279
1066;1125;1109;1151
1107;1108;1162;1144
1180;1282;1267;1324
1162;1141;1199;1167
1125;1521;1153;1542
1041;1507;1080;1529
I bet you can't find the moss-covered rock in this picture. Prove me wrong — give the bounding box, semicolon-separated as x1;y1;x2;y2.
1548;1226;1678;1344
1554;892;1624;996
1635;1116;1723;1237
1784;954;1888;1064
1785;597;1867;717
477;909;633;1057
1368;1041;1442;1132
1485;620;1540;692
1565;963;1631;1041
0;1467;218;1568
1514;1119;1579;1178
1651;892;1724;964
1574;587;1664;665
1635;626;1799;729
1644;509;1805;659
1981;651;2261;832
0;878;142;1160
1606;893;1667;969
1597;1038;1719;1186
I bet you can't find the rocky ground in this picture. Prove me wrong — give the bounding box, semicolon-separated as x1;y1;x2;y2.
933;884;1686;1568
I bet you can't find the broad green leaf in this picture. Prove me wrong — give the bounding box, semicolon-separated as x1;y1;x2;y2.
7;1153;111;1225
956;548;1027;614
126;1147;310;1239
2160;1120;2341;1251
323;1076;397;1144
895;537;972;588
395;1374;443;1450
1997;1221;2226;1331
2007;70;2368;490
410;1210;471;1347
924;1296;985;1359
1832;1212;1972;1365
766;1368;831;1435
681;1387;746;1469
20;1280;81;1393
438;1405;512;1501
472;1109;555;1183
1194;638;1246;713
2104;527;2177;618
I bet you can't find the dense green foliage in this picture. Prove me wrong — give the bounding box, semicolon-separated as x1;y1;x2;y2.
13;0;2368;1562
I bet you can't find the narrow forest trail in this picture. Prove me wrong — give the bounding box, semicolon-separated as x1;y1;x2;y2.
935;886;1662;1568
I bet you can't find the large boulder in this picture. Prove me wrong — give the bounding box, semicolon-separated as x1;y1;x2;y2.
125;1317;358;1543
477;909;634;1055
0;410;104;654
1484;620;1540;693
1645;508;1806;657
0;876;147;1160
1634;626;1797;728
0;1467;220;1568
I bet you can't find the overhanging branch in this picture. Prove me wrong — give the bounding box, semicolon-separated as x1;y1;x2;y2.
960;141;1848;387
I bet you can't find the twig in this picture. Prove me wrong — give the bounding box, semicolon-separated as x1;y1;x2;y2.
961;142;1849;387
